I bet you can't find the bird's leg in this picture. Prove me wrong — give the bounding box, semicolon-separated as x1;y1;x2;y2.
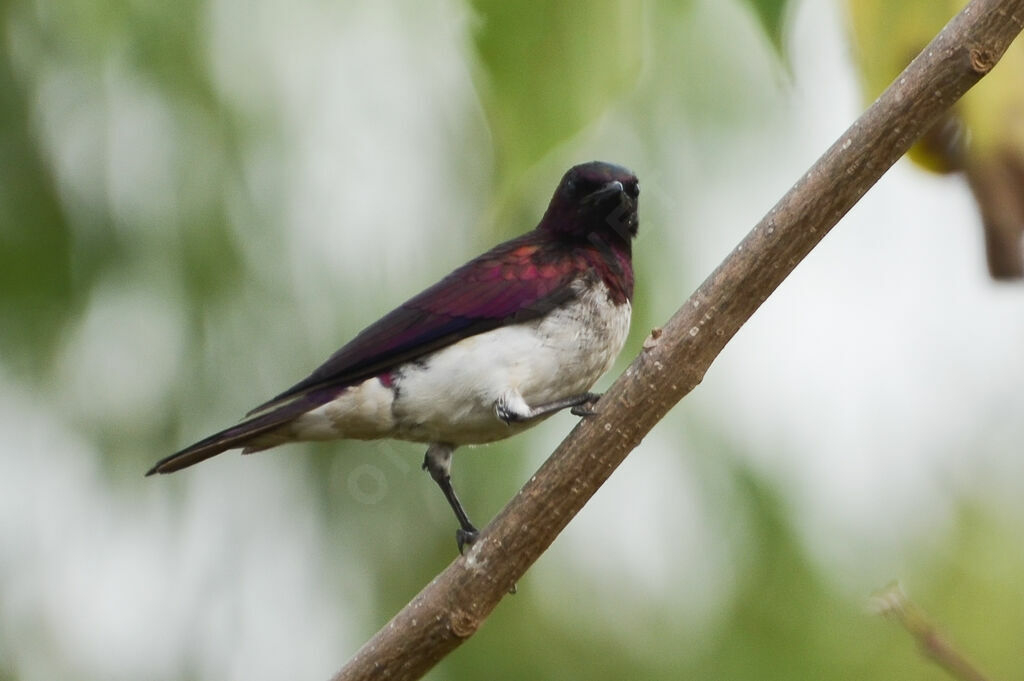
422;443;479;552
495;390;602;424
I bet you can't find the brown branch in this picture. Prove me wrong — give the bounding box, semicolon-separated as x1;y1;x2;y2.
872;583;994;681
331;1;1024;679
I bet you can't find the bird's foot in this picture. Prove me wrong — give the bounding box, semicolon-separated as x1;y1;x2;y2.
423;444;481;555
570;392;602;417
496;390;603;423
456;526;479;554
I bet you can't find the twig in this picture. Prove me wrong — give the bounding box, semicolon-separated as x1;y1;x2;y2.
872;583;993;681
331;1;1024;679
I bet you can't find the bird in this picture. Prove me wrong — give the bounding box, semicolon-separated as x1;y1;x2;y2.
148;160;640;551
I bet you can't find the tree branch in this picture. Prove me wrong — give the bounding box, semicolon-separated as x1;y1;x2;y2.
331;1;1024;679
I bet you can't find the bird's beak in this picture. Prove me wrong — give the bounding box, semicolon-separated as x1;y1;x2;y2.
582;180;625;204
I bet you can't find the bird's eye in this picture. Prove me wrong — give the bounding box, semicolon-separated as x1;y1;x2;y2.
563;177;579;197
625;180;640;199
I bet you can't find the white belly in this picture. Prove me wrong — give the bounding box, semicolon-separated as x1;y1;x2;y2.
390;280;631;445
286;280;631;446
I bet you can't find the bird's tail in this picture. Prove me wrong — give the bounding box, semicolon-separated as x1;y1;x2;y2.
147;391;331;475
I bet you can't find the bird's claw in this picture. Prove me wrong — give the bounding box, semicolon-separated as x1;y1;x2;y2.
570;392;602;417
456;527;479;554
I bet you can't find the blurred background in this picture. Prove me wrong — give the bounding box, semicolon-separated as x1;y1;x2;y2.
2;0;1022;679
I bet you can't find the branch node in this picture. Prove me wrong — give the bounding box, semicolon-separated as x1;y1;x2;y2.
969;46;998;73
642;327;663;350
449;607;482;639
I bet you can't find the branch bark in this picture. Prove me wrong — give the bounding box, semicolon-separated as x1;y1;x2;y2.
332;1;1024;679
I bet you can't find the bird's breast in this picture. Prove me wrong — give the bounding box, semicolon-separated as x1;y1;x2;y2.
389;278;631;445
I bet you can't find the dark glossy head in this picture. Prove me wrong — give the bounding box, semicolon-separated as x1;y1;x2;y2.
538;161;639;244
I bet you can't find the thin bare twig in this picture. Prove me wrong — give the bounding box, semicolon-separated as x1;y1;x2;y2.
332;1;1024;679
872;583;993;681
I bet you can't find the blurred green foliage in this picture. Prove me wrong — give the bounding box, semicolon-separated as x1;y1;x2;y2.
0;0;248;380
846;0;1024;277
740;0;789;53
469;0;644;179
1;1;1021;680
0;47;73;373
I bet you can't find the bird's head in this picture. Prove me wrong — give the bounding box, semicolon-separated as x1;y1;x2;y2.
538;161;639;245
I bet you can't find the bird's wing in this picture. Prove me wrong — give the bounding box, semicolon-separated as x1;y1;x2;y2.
147;234;589;475
249;234;588;413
